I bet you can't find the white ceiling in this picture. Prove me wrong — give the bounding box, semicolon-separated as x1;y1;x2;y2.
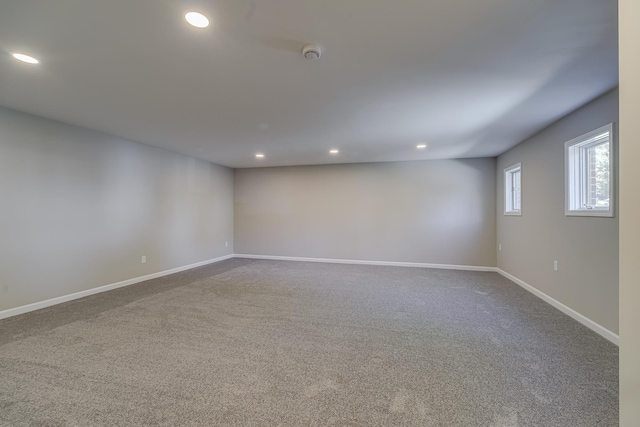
0;0;617;168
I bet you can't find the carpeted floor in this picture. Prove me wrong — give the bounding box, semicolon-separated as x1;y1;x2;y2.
0;259;618;426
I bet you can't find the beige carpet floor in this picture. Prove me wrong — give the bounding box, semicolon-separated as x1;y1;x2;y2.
0;258;618;426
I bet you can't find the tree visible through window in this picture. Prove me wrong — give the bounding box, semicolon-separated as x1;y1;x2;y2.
590;142;610;208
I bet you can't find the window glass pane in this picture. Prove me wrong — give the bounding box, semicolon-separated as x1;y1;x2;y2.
513;170;521;211
587;142;610;208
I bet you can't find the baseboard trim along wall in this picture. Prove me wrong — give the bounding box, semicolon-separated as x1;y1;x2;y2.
495;268;619;345
0;253;618;346
236;254;618;345
234;254;496;272
0;254;234;321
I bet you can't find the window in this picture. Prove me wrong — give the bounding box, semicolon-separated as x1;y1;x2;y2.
565;123;614;217
504;163;522;215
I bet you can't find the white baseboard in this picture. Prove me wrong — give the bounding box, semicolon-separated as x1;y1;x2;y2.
495;268;619;346
0;254;234;321
233;254;496;272
236;254;618;346
1;253;619;347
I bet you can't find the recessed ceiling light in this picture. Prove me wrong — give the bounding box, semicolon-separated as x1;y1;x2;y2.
256;153;265;158
185;12;209;28
417;144;427;149
330;149;339;154
12;53;39;64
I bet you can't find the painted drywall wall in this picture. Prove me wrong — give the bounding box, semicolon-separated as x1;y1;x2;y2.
234;159;496;267
620;0;640;423
0;107;234;312
496;89;619;334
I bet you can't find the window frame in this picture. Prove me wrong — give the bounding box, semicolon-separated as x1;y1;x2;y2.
504;162;522;216
564;123;615;218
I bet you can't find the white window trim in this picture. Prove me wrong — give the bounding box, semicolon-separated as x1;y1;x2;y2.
504;162;522;216
564;123;615;218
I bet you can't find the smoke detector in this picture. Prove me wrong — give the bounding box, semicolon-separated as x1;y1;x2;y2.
302;44;322;60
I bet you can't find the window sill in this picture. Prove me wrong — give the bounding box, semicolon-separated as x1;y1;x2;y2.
565;210;614;218
504;211;522;216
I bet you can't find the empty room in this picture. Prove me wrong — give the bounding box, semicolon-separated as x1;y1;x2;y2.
2;1;639;426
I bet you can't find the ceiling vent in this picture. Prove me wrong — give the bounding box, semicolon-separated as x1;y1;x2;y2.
302;44;322;60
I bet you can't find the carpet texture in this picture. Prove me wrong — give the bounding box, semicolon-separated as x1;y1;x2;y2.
0;259;618;426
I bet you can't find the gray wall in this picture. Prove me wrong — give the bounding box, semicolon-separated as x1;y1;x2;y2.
235;159;496;267
620;0;640;422
0;107;234;312
496;89;619;334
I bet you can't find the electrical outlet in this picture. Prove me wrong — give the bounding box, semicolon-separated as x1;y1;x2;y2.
553;260;558;271
225;241;228;247
498;244;502;251
141;256;147;264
